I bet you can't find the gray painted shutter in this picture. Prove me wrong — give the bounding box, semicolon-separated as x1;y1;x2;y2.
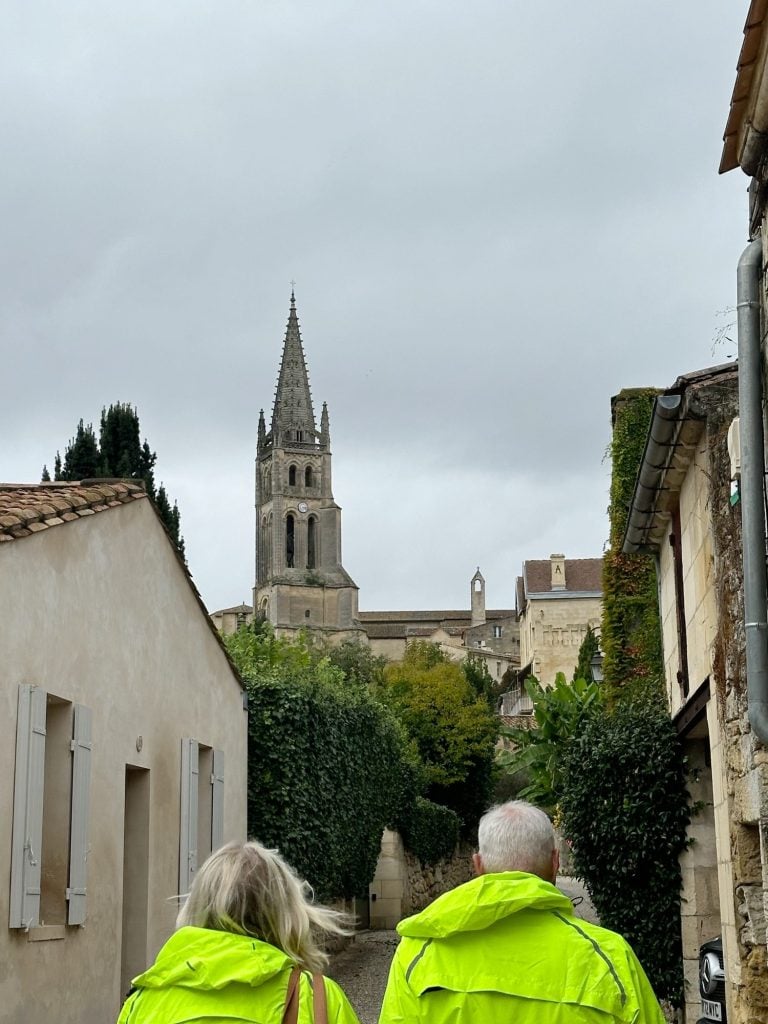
9;685;46;929
179;738;199;893
211;749;225;851
67;704;92;925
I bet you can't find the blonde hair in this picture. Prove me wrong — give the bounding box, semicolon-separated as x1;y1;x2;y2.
176;840;352;972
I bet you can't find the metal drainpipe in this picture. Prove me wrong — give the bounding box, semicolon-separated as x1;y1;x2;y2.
738;236;768;743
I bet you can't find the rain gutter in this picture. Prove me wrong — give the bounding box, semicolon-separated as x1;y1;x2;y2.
622;395;704;555
737;236;768;744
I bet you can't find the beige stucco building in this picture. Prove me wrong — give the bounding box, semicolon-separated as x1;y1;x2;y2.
0;481;247;1024
623;364;768;1023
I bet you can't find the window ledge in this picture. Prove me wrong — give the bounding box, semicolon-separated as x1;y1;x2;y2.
28;925;66;942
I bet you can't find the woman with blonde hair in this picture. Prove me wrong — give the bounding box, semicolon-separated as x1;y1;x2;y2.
117;840;361;1024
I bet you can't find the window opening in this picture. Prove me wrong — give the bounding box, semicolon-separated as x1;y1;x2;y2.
305;465;313;487
286;513;295;568
288;465;297;487
307;516;317;569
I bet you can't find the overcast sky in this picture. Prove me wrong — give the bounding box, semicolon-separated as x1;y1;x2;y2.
0;1;752;613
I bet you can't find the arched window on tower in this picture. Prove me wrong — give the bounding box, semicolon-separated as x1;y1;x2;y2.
267;513;273;576
305;465;313;488
286;513;295;568
260;516;268;583
307;516;317;570
288;465;297;487
474;579;482;592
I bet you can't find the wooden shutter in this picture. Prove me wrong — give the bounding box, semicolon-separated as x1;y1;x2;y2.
211;749;225;851
67;704;92;925
179;738;199;893
9;685;46;929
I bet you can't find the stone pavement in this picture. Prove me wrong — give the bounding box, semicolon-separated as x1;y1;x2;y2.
328;877;598;1023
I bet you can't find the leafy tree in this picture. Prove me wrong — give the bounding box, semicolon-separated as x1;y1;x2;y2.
572;625;600;683
463;654;497;708
316;637;387;689
40;465;51;482
380;641;499;833
49;403;184;558
497;673;602;810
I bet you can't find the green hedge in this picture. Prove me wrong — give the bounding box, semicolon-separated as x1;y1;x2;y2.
245;672;417;899
398;796;460;865
561;696;690;1006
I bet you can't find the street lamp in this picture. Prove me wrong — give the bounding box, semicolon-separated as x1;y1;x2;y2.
590;649;604;683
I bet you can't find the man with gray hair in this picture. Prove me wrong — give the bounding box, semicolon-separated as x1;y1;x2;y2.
378;800;664;1023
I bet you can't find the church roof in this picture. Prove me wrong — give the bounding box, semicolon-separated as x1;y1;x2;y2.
360;608;516;640
271;291;317;442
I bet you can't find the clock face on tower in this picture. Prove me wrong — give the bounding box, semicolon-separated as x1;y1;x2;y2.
297;501;308;513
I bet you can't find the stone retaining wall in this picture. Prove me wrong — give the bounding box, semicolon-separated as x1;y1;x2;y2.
369;828;473;928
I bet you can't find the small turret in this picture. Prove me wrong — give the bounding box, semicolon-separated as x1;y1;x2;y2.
320;402;330;449
257;409;266;453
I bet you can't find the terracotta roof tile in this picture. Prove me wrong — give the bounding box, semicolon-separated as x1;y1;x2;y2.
0;481;147;542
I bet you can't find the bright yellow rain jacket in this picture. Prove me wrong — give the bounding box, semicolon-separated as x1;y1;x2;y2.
378;872;665;1024
117;926;361;1024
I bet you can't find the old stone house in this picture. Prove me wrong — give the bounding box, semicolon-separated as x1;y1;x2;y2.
500;554;602;714
0;481;247;1024
621;364;765;1023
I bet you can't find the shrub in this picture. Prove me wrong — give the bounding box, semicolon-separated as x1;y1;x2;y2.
399;796;460;865
560;696;691;1006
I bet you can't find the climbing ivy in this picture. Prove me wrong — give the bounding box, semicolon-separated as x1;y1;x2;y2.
602;389;664;697
398;796;460;865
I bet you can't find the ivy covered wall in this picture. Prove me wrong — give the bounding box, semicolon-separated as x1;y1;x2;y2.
603;388;664;696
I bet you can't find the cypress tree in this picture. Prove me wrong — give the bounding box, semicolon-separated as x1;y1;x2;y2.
48;405;185;561
61;420;100;480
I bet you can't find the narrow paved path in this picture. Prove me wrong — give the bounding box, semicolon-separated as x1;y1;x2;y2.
328;930;398;1024
328;878;597;1023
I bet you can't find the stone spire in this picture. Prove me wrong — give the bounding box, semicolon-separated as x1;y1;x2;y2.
271;291;317;444
319;401;330;449
257;409;266;453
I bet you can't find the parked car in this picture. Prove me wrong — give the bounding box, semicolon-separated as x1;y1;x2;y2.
698;937;726;1023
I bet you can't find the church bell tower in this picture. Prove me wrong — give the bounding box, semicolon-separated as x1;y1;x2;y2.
253;293;364;639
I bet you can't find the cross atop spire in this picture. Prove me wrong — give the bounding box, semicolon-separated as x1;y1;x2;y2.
271;291;317;444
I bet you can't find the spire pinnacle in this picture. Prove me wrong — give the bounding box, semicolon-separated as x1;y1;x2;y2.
271;292;316;444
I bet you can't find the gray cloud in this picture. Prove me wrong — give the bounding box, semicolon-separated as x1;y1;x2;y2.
0;0;751;611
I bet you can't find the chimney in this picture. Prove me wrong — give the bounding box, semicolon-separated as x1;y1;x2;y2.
550;553;566;591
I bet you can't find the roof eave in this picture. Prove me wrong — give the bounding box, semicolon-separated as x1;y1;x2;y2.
721;0;768;175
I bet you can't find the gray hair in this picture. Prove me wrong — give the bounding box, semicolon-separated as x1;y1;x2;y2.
176;840;352;972
478;800;555;878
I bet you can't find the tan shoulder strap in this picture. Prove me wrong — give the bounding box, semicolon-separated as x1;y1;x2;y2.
282;966;302;1024
312;973;328;1024
282;967;328;1024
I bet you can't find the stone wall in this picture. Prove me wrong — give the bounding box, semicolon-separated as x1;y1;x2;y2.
402;841;474;915
369;828;473;928
707;390;768;1024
